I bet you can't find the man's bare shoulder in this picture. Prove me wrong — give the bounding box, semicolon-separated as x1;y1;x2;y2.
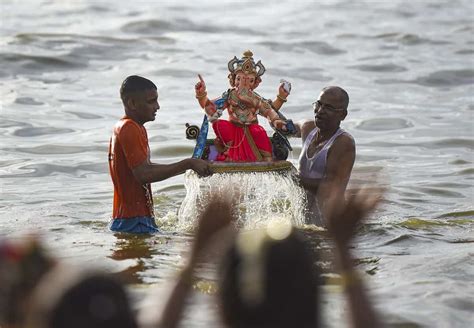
300;120;316;141
332;132;356;154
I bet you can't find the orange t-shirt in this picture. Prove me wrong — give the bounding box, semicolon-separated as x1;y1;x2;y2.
108;117;154;219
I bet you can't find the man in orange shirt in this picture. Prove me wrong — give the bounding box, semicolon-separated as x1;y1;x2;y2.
108;75;210;233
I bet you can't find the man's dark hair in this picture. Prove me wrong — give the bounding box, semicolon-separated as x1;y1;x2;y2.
120;75;157;103
49;274;137;328
219;229;320;328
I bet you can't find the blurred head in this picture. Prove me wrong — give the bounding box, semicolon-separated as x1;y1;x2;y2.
120;75;159;125
0;237;55;328
25;267;137;328
218;225;320;328
313;86;349;132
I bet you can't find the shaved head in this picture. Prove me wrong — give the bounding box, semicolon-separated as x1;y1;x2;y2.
321;86;349;111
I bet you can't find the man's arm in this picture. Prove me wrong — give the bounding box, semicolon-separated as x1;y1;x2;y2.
298;176;323;192
293;120;316;141
132;158;210;185
317;134;355;210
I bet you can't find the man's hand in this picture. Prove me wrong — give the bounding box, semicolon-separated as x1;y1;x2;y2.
190;158;211;177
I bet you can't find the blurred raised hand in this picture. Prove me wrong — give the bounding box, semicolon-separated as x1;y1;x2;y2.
324;186;383;246
191;193;238;259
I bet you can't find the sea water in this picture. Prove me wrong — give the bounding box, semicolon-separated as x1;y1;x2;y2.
1;1;473;327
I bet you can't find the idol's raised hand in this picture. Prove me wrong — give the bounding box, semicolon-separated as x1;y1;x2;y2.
195;74;207;96
278;79;291;99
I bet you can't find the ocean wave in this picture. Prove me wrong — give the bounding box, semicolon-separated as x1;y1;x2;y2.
349;63;407;73
10;144;105;155
1;162;108;178
65;111;103;120
374;32;451;46
121;18;261;36
12;126;75;137
362;138;474;150
375;69;474;87
355;118;413;131
413;69;474;87
259;40;346;55
0;53;87;74
14;97;44;105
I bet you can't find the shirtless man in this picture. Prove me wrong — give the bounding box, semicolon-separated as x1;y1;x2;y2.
108;75;210;233
294;86;355;225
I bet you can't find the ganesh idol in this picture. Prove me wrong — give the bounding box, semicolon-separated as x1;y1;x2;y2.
194;50;290;162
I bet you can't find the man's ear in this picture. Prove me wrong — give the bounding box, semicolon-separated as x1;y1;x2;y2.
341;109;348;121
127;97;136;111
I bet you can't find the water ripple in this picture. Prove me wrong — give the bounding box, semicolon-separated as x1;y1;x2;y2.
382;234;416;246
349;63;407;73
356;118;413;131
363;138;474;150
2;162;108;178
0;53;87;74
414;69;474;87
374;32;451;46
0;119;30;129
455;49;474;55
153;68;197;78
271;67;331;82
375;69;474;87
10;144;105;155
121;18;260;36
259;41;346;55
13;126;75;137
65;111;103;119
14;97;44;105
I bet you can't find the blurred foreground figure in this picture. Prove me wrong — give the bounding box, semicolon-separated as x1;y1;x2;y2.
148;185;382;328
24;267;137;328
0;237;54;328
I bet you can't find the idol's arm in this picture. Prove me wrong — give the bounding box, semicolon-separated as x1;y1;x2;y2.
259;100;286;130
195;74;217;116
271;83;290;111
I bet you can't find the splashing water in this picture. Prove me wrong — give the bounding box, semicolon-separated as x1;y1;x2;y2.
178;168;307;229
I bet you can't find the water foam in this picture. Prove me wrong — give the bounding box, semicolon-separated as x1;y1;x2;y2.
178;169;306;229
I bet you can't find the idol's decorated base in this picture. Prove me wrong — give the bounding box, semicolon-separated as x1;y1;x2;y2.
208;160;294;174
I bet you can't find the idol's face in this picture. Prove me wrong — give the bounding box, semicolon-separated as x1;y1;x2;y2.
234;72;256;91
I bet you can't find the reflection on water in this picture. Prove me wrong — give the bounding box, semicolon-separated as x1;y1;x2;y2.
109;234;155;284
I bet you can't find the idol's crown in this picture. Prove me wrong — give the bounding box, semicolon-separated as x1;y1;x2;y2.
228;50;266;77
